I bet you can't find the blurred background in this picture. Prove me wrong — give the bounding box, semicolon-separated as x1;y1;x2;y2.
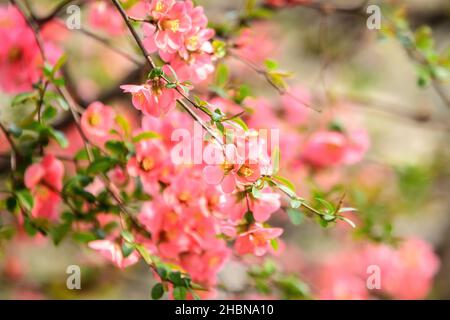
1;0;450;299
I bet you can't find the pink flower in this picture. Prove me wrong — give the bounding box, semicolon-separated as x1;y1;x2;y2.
302;131;347;167
166;52;214;83
234;22;277;65
343;129;370;165
148;0;175;20
234;224;283;256
0;8;41;93
154;2;191;53
121;81;178;117
180;244;230;286
88;1;124;36
142;23;158;53
127;138;170;191
363;238;440;299
24;155;64;220
88;239;139;269
80;101;116;145
250;190;281;222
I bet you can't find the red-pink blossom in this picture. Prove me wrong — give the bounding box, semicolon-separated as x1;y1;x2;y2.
88;1;124;36
234;224;283;256
24;155;64;220
121;81;178;117
80;101;116;145
154;2;191;53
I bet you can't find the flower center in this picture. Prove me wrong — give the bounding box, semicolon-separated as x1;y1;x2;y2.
187;36;198;49
238;165;254;178
221;162;235;174
161;19;180;32
8;47;23;62
140;157;155;172
155;1;165;12
88;113;101;127
178;191;191;203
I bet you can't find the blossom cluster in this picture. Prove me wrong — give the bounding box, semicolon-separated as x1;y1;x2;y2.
314;238;440;300
0;6;60;93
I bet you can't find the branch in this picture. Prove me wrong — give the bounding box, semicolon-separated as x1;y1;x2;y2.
110;0;225;146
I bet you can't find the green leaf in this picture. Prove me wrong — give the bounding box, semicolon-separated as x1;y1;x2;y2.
230;117;248;131
148;67;164;79
134;244;153;265
272;175;296;195
169;272;184;286
42;105;58;122
264;59;279;71
151;283;165;300
121;230;135;243
51;221;72;245
165;83;177;89
51;54;67;78
121;242;135;257
173;286;187;300
6;197;18;213
315;197;335;214
48;128;68;148
86;158;118;175
72;232;97;243
251;185;262;199
74;149;89;161
270;238;279;251
105;140;129;158
215;64;229;88
287;208;303;225
115;115;131;138
11;92;36;107
132;131;161;143
16;189;34;212
212;39;227;58
24;218;37;236
235;84;251;104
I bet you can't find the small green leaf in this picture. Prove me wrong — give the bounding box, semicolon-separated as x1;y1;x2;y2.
11;92;36;107
115;115;131;138
73;232;97;243
173;286;187;300
270;238;279;251
16;190;34;212
48;128;68;148
121;242;135;257
132;131;161;143
287;208;303;226
121;230;135;243
264;59;279;71
42;105;58;122
215;64;229;88
151;283;165;300
315;197;335;214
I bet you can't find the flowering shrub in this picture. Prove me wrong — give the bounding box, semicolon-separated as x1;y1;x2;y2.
0;0;447;300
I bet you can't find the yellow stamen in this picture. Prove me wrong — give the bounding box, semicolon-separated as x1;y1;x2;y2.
161;19;180;32
238;165;254;178
141;157;155;171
